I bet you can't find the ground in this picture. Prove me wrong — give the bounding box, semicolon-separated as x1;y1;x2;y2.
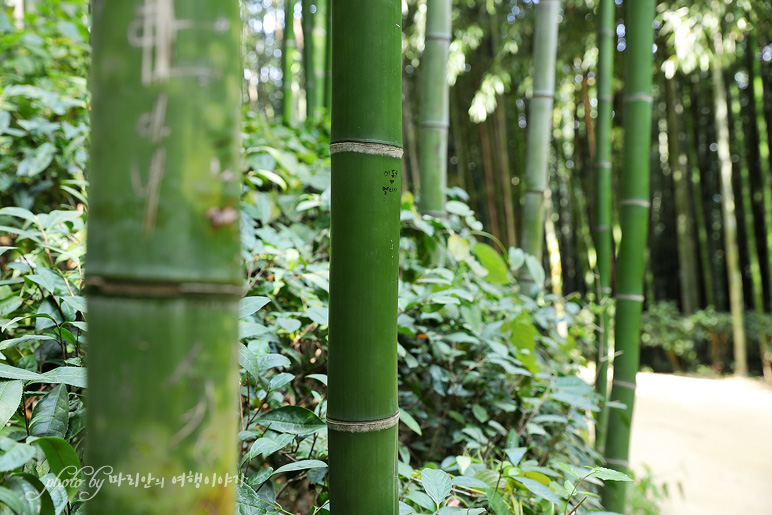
629;372;772;515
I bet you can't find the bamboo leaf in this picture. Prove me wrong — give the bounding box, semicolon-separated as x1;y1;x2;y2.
29;384;69;438
0;380;23;427
421;468;452;508
254;406;326;434
271;459;326;475
29;437;82;500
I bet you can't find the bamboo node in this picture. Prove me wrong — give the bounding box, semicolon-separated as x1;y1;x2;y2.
624;93;653;104
616;293;645;303
605;458;629;468
612;379;637;391
620;198;650;209
330;141;404;159
326;411;400;433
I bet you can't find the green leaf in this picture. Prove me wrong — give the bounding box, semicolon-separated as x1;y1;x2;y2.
505;447;527;466
5;476;40;515
0;207;36;224
236;483;269;515
405;491;436;512
448;234;471;261
486;488;508;515
240;435;294;466
513;476;561;504
0;380;23;427
29;384;69;438
239;296;270;319
550;392;599;412
0;437;36;472
399;409;422;436
421;468;452;508
525;255;545;287
451;476;489;491
29;437;82;500
254;406;326;434
276;317;301;333
472;243;509;284
35;367;87;389
306;373;327;385
271;459;327;475
269;373;294;391
0;486;28;515
18;142;56;177
587;467;633;482
0;363;45;382
305;306;328;326
258;353;291;372
239;345;260;378
554;461;581;479
398;501;416;515
446;201;474;217
40;472;68;514
12;473;56;515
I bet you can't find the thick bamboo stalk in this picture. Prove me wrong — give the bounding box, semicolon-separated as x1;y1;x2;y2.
327;0;401;512
520;0;560;291
665;74;699;313
601;0;655;510
86;1;242;512
311;0;327;117
592;0;614;454
418;0;451;216
282;0;297;125
712;33;748;376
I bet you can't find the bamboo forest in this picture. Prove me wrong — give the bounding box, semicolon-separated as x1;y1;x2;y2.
3;0;772;513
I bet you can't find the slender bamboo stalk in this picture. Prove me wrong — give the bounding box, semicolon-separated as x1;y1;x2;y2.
302;0;315;117
312;0;328;117
602;0;655;510
495;102;517;247
665;73;699;313
418;0;451;216
712;33;748;376
282;0;297;125
520;0;560;291
327;0;401;512
86;1;242;512
403;71;421;194
480;119;501;240
593;0;614;453
324;1;332;111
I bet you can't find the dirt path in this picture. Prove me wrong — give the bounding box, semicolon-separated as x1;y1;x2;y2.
628;372;772;515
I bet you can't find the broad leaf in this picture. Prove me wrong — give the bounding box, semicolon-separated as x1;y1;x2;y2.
0;437;36;472
254;406;326;434
0;486;28;515
239;296;270;319
473;243;509;285
271;459;326;475
30;437;82;500
587;467;633;482
421;468;452;508
513;477;561;504
30;384;69;438
236;483;268;515
36;367;87;389
486;488;508;515
400;409;422;436
0;363;45;382
0;380;23;427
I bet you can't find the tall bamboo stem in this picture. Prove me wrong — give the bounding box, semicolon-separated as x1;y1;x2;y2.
282;0;297;125
311;0;328;117
418;0;451;216
520;0;560;292
86;1;242;511
602;0;655;510
327;0;402;512
592;0;614;453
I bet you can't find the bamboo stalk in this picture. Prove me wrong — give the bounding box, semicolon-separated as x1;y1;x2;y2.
601;0;655;510
327;0;402;512
312;0;328;117
520;0;560;292
712;32;748;376
593;0;614;453
282;0;297;125
418;0;451;216
86;1;242;511
302;0;315;117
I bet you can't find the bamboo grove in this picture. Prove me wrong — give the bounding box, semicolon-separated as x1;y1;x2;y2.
4;0;771;513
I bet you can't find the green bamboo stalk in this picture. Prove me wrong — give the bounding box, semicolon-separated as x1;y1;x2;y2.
665;73;699;313
601;0;655;510
282;0;297;125
312;0;328;117
417;0;451;216
520;0;560;292
302;0;315;117
327;0;402;512
712;32;748;376
592;0;614;453
324;1;332;111
495;102;517;247
86;1;242;512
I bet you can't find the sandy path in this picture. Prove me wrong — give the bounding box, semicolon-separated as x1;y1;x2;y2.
628;373;772;515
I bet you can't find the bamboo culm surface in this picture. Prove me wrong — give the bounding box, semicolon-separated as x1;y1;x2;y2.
602;0;655;511
327;0;402;513
86;0;242;512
